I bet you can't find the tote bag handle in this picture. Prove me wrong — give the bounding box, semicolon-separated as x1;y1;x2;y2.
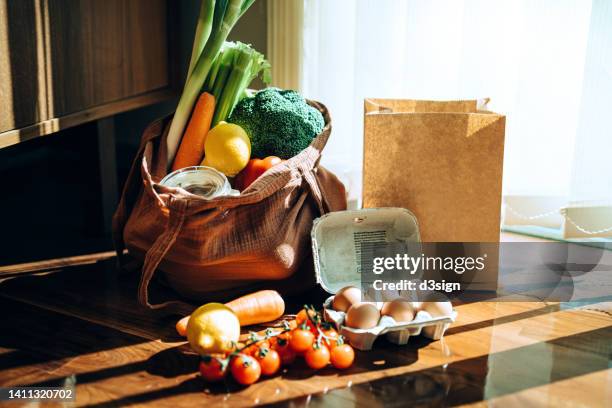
137;196;193;315
112;118;167;264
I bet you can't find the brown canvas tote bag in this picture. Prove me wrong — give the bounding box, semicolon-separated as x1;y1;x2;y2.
112;101;346;314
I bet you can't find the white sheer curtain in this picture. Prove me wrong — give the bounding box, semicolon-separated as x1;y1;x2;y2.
298;0;612;238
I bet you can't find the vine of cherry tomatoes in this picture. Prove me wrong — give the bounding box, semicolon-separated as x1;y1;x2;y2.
198;305;355;386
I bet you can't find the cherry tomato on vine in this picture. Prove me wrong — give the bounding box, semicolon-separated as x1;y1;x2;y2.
254;347;281;376
320;327;339;347
296;308;318;324
242;344;257;356
273;336;297;365
295;309;308;324
296;309;319;333
269;331;289;348
244;340;270;356
289;329;315;353
330;344;355;370
230;354;261;385
305;345;330;370
199;355;227;382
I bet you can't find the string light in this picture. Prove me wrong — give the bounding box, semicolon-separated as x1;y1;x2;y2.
504;204;612;236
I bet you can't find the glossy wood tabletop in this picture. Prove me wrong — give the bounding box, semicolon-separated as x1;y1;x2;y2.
0;250;610;407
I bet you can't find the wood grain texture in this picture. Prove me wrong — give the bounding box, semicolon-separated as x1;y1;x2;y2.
0;0;45;133
45;0;169;117
0;0;176;146
0;258;180;342
0;88;174;148
0;253;610;407
0;250;118;276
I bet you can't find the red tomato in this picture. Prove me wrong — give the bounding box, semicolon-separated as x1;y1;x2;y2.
199;355;227;382
330;344;355;370
235;156;282;190
258;340;271;350
296;309;313;324
270;331;290;348
305;345;330;370
273;336;297;365
295;309;318;333
230;354;261;385
244;340;270;357
289;329;315;353
242;344;258;357
279;347;297;365
254;347;281;376
320;327;339;348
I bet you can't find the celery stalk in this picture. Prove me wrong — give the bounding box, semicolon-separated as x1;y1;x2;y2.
210;51;234;102
213;65;250;125
205;54;222;91
208;41;271;126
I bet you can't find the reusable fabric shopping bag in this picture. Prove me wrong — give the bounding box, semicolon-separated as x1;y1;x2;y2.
113;101;347;313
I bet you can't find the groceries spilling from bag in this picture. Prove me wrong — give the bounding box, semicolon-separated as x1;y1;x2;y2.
165;30;324;196
116;0;504;391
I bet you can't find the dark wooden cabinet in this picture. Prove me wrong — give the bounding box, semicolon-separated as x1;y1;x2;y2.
0;0;177;147
0;0;179;265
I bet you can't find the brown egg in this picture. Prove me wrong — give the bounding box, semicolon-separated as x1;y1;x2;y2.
419;301;453;317
381;299;415;323
332;286;362;312
345;303;380;329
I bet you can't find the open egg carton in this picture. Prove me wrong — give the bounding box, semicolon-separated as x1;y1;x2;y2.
311;208;458;351
322;297;457;350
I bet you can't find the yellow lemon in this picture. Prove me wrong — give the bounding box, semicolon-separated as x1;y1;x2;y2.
186;303;240;355
201;122;251;177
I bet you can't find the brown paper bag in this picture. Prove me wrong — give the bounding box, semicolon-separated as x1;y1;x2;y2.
362;98;505;290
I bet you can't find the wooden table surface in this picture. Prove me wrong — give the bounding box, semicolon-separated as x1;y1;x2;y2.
0;248;610;407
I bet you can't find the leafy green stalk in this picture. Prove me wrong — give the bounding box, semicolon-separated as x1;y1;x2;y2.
213;62;251;124
207;42;271;126
166;0;254;167
210;50;234;102
239;0;256;17
212;0;229;33
186;0;215;79
205;53;222;90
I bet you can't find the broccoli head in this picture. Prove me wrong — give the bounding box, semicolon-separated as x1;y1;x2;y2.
227;88;325;159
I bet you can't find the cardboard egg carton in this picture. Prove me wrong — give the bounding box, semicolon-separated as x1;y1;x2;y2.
322;297;457;351
312;208;458;350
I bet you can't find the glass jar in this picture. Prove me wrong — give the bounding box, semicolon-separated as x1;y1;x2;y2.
159;166;239;199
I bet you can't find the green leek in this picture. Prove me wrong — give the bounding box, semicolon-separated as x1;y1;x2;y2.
186;0;214;79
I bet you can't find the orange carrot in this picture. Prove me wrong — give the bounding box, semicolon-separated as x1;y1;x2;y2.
226;290;285;327
175;290;285;336
176;316;190;337
171;92;215;171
